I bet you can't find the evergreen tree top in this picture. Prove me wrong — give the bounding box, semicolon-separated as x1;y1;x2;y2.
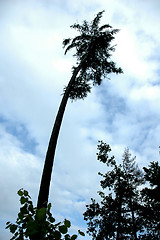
63;11;123;100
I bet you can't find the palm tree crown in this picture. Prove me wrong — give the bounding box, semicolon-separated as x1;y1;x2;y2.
63;10;123;100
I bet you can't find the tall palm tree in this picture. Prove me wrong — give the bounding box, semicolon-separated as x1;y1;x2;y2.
37;11;123;209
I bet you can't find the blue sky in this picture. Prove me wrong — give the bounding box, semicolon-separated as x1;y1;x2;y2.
0;0;160;239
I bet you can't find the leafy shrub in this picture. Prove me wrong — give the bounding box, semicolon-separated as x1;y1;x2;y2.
6;189;85;240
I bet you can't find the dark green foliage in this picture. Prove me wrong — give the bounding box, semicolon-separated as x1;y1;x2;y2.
84;142;144;239
97;140;116;166
143;161;160;189
138;162;160;239
63;11;123;100
6;189;85;240
63;75;91;100
84;144;160;239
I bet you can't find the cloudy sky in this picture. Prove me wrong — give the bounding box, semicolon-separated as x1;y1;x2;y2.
0;0;160;239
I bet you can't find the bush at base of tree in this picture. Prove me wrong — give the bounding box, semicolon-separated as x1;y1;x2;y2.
6;189;85;240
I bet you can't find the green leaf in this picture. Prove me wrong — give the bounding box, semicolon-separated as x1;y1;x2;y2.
17;189;23;196
49;216;55;223
28;203;34;213
20;204;28;212
36;207;46;221
71;234;78;240
65;234;71;240
54;230;61;239
78;230;85;236
59;225;68;234
20;196;28;204
47;203;52;211
10;224;18;233
23;190;29;197
6;223;11;229
64;219;71;228
18;212;24;221
26;220;40;236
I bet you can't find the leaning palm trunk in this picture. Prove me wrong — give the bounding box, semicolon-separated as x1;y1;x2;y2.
37;58;86;209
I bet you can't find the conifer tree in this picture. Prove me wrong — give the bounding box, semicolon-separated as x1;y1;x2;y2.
84;142;144;240
122;148;144;239
37;11;122;209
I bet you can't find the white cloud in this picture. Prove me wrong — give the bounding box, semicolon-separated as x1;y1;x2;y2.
0;125;41;220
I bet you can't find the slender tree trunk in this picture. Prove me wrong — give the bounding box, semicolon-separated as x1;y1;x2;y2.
37;61;85;209
117;175;123;240
129;197;138;240
116;193;122;240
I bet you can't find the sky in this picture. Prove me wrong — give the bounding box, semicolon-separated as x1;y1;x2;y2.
0;0;160;239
